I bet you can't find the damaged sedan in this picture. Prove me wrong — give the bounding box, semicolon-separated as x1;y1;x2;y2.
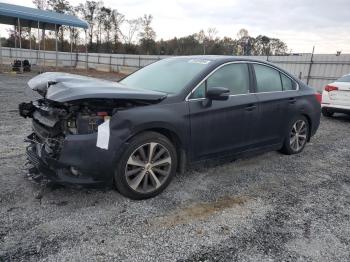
19;56;321;199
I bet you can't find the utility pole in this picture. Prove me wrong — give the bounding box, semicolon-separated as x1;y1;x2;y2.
306;46;315;85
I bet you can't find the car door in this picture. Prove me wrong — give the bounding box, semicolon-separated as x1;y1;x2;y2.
188;62;259;160
251;63;298;146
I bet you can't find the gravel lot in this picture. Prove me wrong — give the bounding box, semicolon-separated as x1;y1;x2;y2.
0;72;349;262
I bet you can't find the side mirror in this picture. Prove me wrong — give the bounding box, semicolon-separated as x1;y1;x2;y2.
206;87;230;101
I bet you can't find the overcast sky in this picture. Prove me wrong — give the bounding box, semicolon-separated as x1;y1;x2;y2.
1;0;350;53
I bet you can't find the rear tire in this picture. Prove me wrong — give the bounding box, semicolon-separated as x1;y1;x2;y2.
114;132;177;200
280;116;310;155
322;108;334;117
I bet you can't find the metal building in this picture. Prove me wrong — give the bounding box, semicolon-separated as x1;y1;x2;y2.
0;2;88;71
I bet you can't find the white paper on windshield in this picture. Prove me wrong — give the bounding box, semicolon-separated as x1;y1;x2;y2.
96;120;110;150
188;59;211;65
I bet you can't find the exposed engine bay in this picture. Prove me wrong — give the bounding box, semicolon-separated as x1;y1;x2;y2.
19;98;155;159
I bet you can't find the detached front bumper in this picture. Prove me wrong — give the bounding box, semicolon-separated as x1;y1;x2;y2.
26;132;116;186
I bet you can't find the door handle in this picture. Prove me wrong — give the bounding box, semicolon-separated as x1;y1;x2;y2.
288;98;297;104
245;104;257;111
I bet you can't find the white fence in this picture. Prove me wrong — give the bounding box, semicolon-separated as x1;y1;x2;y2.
1;47;350;91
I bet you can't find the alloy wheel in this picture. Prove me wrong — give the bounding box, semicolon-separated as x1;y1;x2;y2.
125;142;172;193
290;120;307;152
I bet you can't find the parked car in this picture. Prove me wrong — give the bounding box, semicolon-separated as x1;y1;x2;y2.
321;74;350;117
19;56;321;199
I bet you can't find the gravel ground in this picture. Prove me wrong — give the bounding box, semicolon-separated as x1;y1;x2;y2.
0;72;349;262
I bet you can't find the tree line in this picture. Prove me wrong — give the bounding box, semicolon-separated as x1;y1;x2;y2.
1;0;289;56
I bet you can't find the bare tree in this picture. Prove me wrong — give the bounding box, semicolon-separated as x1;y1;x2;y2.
139;14;156;40
67;9;80;51
95;6;104;51
111;10;125;50
195;29;206;54
207;27;218;41
47;0;71;13
237;28;249;39
100;7;113;52
70;27;80;50
122;18;142;45
195;28;217;54
47;0;72;51
76;1;101;50
32;0;47;10
139;14;156;54
236;28;252;55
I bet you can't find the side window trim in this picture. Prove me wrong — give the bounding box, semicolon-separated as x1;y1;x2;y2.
248;63;258;93
186;61;299;101
279;72;284;90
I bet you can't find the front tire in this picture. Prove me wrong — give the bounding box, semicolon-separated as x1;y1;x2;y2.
114;132;177;200
280;116;310;155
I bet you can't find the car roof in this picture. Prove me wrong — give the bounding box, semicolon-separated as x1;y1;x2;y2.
169;55;276;65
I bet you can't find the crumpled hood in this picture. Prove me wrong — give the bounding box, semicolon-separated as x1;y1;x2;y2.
27;72;167;103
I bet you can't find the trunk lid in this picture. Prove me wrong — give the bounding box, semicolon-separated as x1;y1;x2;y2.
28;72;167;103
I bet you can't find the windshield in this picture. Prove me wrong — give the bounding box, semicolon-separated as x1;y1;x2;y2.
120;57;212;94
336;75;350;82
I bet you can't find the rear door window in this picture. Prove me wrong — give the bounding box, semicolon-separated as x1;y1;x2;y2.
254;64;283;92
280;73;295;91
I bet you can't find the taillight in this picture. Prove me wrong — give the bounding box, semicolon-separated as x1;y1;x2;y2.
324;85;338;92
315;93;322;103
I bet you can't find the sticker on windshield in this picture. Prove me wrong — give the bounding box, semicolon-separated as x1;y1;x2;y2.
188;59;211;65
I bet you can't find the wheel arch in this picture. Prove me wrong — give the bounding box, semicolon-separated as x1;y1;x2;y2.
301;113;312;142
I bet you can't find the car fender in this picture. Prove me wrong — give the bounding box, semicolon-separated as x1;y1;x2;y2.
294;91;321;137
108;101;190;162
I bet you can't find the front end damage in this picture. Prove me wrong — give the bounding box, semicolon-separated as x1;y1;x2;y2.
20;99;115;185
19;72;166;186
